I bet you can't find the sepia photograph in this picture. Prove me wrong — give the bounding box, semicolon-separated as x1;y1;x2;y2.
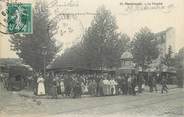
0;0;184;117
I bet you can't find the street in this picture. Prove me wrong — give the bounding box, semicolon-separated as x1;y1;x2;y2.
0;82;183;117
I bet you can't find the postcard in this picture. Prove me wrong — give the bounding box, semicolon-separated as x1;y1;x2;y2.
0;0;184;117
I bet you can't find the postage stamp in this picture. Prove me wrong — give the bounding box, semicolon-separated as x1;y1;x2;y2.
7;3;32;33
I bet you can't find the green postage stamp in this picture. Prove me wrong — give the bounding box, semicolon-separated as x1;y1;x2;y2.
7;3;32;33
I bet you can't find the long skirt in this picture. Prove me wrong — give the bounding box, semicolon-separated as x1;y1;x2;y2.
37;83;45;95
51;86;58;98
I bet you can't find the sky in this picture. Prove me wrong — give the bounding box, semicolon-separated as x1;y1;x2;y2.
0;0;184;58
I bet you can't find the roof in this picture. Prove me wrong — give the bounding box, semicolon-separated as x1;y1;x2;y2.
120;51;133;60
0;58;22;66
47;66;115;73
0;58;33;71
116;67;136;74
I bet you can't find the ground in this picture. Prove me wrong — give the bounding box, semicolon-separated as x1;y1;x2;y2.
0;82;183;117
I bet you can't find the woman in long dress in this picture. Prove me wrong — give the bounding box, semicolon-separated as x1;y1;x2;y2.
110;79;117;95
37;76;45;96
51;80;58;99
106;79;111;96
60;79;65;96
92;80;97;96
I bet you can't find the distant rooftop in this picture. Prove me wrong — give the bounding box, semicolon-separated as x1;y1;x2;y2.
120;51;133;60
0;58;22;66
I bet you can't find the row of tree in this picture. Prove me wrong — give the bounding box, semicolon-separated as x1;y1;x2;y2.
9;2;184;81
51;6;159;70
50;6;130;69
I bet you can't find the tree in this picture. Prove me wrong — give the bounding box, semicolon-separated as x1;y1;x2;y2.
175;47;184;88
131;27;159;70
50;6;130;70
81;6;130;69
161;45;175;67
51;43;86;68
9;1;61;72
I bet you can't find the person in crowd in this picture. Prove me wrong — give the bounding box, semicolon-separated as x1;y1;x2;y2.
78;74;83;84
109;78;114;96
116;75;122;95
99;77;104;96
32;74;37;95
148;76;153;92
60;78;65;96
109;78;117;96
137;73;143;93
102;77;108;96
124;74;129;95
51;77;58;99
78;82;82;97
161;75;168;94
68;74;77;98
131;74;137;96
88;80;93;95
118;75;122;95
0;73;2;82
84;82;88;94
142;78;146;92
106;78;111;96
0;74;4;87
73;81;82;98
64;74;72;97
26;75;32;89
95;75;101;96
47;73;54;95
108;76;111;95
73;81;77;98
92;79;97;96
122;76;127;95
75;74;82;98
81;81;86;94
101;78;108;95
127;74;132;95
96;75;99;95
152;75;158;92
114;79;119;95
37;74;45;96
44;73;50;94
55;74;61;95
71;74;76;98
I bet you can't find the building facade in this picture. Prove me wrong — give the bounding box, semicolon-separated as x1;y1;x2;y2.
148;27;175;72
155;27;175;59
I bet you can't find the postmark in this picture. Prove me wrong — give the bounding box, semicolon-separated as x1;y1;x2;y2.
7;3;32;33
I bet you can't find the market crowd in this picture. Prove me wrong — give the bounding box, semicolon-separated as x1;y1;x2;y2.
30;72;168;99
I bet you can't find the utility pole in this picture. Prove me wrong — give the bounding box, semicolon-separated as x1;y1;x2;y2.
42;46;47;79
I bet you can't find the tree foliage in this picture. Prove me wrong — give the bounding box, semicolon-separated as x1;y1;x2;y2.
131;27;159;69
81;6;130;69
161;45;175;67
175;47;184;87
175;47;184;69
52;43;85;68
51;6;130;69
9;1;61;72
